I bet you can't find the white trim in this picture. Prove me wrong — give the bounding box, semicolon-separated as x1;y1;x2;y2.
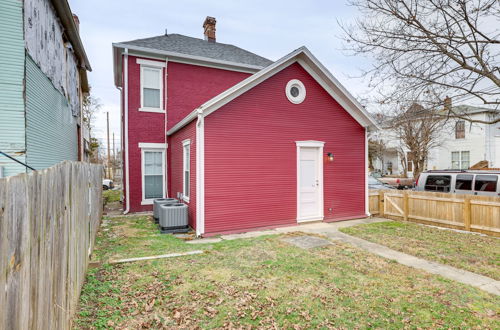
296;141;324;222
166;47;379;136
285;79;306;104
196;115;205;236
138;142;167;149
296;140;325;148
114;42;264;71
124;49;130;214
164;58;169;197
138;107;166;113
140;147;166;205
140;65;164;111
136;58;166;68
365;128;370;216
182;139;191;203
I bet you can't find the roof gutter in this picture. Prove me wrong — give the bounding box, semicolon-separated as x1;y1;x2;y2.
50;0;91;71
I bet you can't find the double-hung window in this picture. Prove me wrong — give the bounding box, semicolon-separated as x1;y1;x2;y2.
451;151;469;169
142;67;161;109
182;140;191;202
139;143;166;204
138;59;165;112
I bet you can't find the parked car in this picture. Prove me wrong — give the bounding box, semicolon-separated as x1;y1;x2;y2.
415;170;500;196
378;176;415;189
369;176;395;190
103;179;114;190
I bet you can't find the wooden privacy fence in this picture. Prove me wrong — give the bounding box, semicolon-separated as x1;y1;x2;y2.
0;161;103;329
369;189;500;237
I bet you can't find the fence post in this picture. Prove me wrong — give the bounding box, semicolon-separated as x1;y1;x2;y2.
463;195;471;231
378;190;385;218
403;191;409;221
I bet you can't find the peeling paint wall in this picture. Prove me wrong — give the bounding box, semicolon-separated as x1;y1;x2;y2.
24;0;81;117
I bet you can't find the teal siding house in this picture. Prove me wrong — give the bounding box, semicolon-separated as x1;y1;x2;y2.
0;0;91;177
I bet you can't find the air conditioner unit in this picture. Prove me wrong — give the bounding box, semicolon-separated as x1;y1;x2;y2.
159;203;189;234
153;198;178;223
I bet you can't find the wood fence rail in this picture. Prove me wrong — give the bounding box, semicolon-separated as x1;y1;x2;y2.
369;189;500;237
0;161;103;329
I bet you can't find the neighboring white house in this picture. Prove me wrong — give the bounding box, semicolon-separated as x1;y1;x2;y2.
371;105;500;177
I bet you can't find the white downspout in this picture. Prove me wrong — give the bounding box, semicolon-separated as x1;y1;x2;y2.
195;111;205;236
164;58;169;197
124;48;130;214
365;127;370;217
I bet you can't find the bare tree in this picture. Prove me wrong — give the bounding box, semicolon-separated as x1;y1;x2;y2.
368;139;387;171
82;89;102;131
341;0;500;123
389;103;444;178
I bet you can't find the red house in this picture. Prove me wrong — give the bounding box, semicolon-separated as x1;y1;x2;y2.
112;17;377;236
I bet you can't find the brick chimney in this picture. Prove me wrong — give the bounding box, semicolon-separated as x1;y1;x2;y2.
72;14;80;33
203;16;216;42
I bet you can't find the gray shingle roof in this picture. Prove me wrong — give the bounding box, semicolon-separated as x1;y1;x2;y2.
119;33;273;68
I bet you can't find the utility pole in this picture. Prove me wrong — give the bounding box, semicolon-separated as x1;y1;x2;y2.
112;132;116;180
106;112;111;179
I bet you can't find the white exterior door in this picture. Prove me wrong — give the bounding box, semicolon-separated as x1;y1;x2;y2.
296;141;324;222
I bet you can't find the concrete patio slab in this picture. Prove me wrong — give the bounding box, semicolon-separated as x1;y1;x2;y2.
281;235;332;249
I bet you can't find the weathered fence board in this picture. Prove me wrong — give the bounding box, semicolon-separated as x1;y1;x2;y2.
370;189;500;236
0;161;102;329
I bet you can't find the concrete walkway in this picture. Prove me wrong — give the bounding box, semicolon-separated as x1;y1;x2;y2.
188;217;500;296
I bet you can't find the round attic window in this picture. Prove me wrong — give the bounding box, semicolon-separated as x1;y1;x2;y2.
286;79;306;104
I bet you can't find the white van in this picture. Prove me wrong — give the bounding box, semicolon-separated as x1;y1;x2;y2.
415;170;500;197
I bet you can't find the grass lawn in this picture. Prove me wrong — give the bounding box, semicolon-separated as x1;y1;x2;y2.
92;215;200;262
340;221;500;280
74;216;500;329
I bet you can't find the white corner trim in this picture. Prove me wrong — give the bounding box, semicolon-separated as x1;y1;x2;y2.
286;79;306;104
136;58;166;68
139;107;165;113
295;140;325;147
365;128;370;216
124;48;130;214
195;114;205;236
138;142;166;149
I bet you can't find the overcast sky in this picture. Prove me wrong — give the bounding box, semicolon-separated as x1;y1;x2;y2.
70;0;372;150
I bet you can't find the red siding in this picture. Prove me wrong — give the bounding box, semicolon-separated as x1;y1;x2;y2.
126;56;167;212
123;56;249;212
166;62;250;130
204;63;366;234
168;121;197;229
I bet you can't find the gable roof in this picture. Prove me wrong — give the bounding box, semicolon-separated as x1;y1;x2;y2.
167;46;379;134
120;34;273;68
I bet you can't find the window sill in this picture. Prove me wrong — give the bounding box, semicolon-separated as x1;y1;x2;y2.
139;107;165;113
141;200;154;205
183;196;190;203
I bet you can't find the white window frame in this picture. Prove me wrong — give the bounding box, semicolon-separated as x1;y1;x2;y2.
451;150;470;170
182;139;191;203
138;59;165;113
286;79;306;104
139;143;166;205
